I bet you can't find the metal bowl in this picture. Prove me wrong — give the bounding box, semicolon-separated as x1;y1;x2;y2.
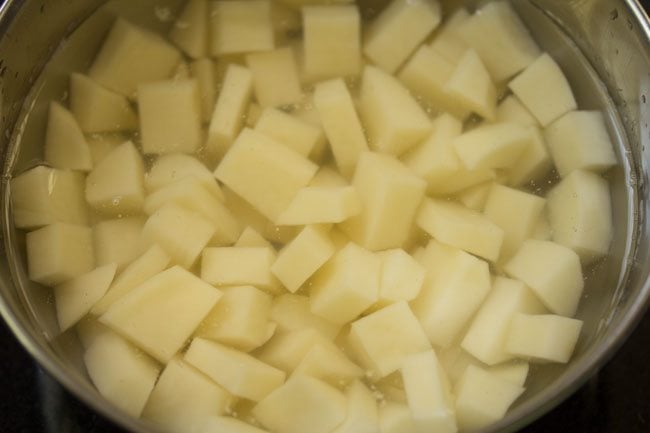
0;1;648;432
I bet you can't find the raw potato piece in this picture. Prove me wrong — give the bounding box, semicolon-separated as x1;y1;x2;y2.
69;73;137;133
214;128;318;222
145;153;223;199
87;133;125;165
547;170;613;262
169;0;208;59
428;8;470;63
10;166;88;229
294;343;364;385
138;79;202;154
185;338;286;401
506;313;583;363
201;247;281;294
360;65;432;156
246;47;302;108
457;182;492;212
507;126;552;186
504;239;584;317
379;403;421;433
452;122;530;171
258;328;335;372
88;18;181;97
26;223;94;286
489;360;530;387
445;49;497;120
210;0;274;55
302;5;361;81
235;226;274;249
496;95;539;127
85;140;145;216
255;108;324;157
375;249;426;308
201;417;270;433
190;58;216;123
142;358;232;433
277;186;361;225
93;217;144;271
54;264;117;332
340;152;426;251
45;102;92;171
100;266;222;363
270;294;341;340
509;53;577;126
333;381;378;433
252;375;347;433
545;110;617;177
363;0;441;73
84;332;160;418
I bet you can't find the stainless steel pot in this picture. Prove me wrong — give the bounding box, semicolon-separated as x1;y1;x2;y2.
0;1;648;432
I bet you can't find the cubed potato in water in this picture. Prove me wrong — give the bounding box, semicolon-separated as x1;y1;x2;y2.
45;102;92;171
255;107;324;157
258;328;335;373
235;226;274;249
190;58;216;123
428;8;470;63
277;186;361;225
293;343;364;386
93;217;145;271
210;0;274;55
270;294;341;340
452;122;531;171
201;247;282;294
246;47;303;108
374;248;426;308
169;0;208;59
332;380;378;433
445;49;496;121
495;95;539;127
200;416;270;433
145;153;223;200
379;402;421;433
506;126;552;186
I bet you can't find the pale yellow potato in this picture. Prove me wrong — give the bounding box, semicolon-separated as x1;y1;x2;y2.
92;217;144;272
235;226;274;249
270;294;341;340
200;416;270;433
428;8;470;63
293;343;364;386
258;328;335;373
201;247;282;294
379;402;421;433
445;49;496;120
45;102;92;171
276;186;361;226
506;126;552;186
169;0;208;59
190;58;216;123
145;153;224;200
246;47;303;108
255;107;324;157
332;381;378;433
210;0;274;55
373;248;426;309
452;122;531;171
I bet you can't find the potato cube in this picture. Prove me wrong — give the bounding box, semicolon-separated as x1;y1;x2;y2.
309;242;380;324
452;122;530;171
145;153;223;200
428;8;470;63
333;381;378;433
504;239;583;317
359;65;432;156
253;375;346;433
44;102;92;171
454;365;524;431
313;79;368;178
347;301;430;379
302;5;361;81
87;133;126;165
169;0;208;59
428;167;496;196
11;166;87;229
495;95;538;127
185;338;286;401
26;223;94;286
69;73;137;133
142;359;232;433
457;181;492;212
375;249;426;308
201;246;282;293
545;110;617;177
363;0;441;73
93;217;144;271
85;140;145;216
200;417;269;433
436;345;485;387
461;277;546;365
277;186;361;225
379;403;420;433
271;225;335;292
258;328;335;372
246;47;302;108
411;240;491;347
340;152;426;251
235;226;274;249
84;331;160;417
310;166;348;188
456;1;540;81
509;53;576;126
210;0;274;55
255;108;324;157
270;294;341;340
190;58;216;123
196;285;272;352
547;170;612;262
505;313;583;363
206;64;254;158
294;343;364;386
506;126;552;186
142;203;215;269
401;350;456;433
445;49;496;120
488;360;530;387
215;128;318;222
138;79;202;154
88;18;181;96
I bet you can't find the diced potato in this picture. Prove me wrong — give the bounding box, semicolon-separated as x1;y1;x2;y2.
216;128;318;222
206;64;254;158
340;152;426;251
531;214;553;241
138;79;202;154
509;53;576;126
454;365;524;431
309;242;380;324
86;133;125;165
332;380;378;433
142;203;215;269
270;294;341;340
401;350;457;433
437;346;485;387
445;49;496;120
452;122;530;171
461;277;546;365
505;313;583;363
428;167;496;196
488;360;530;387
379;403;421;433
293;343;364;386
363;0;441;73
546;170;612;262
347;301;430;379
456;2;540;81
235;226;274;249
255;108;324;157
169;0;208;59
44;102;92;171
428;8;470;63
495;95;538;127
277;186;361;225
10;166;87;229
84;331;160;417
200;416;270;433
145;153;223;200
54;263;117;332
411;240;491;347
258;328;335;372
210;0;274;55
374;249;425;308
76;316;110;350
545;110;617;177
506;126;552;186
313;79;369;178
310;166;348;187
100;266;221;363
142;358;232;433
185;338;286;401
93;217;144;271
246;47;302;108
246;102;263;127
201;247;281;293
85;140;145;216
416;198;504;262
359;65;432;156
69;73;137;133
302;5;361;81
26;223;94;286
457;181;492;212
196;285;272;352
173;61;191;80
253;375;346;433
374;372;407;403
504;239;583;317
190;58;216;123
88;18;181;97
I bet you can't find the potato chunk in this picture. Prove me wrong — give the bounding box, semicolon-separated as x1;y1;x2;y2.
452;122;530;171
190;58;216;123
445;49;496;120
44;102;92;171
169;0;208;59
145;153;223;199
270;294;341;340
201;247;281;294
255;107;324;157
93;217;144;271
332;381;378;433
200;417;269;433
277;186;361;225
246;47;303;108
210;0;274;55
374;248;426;308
